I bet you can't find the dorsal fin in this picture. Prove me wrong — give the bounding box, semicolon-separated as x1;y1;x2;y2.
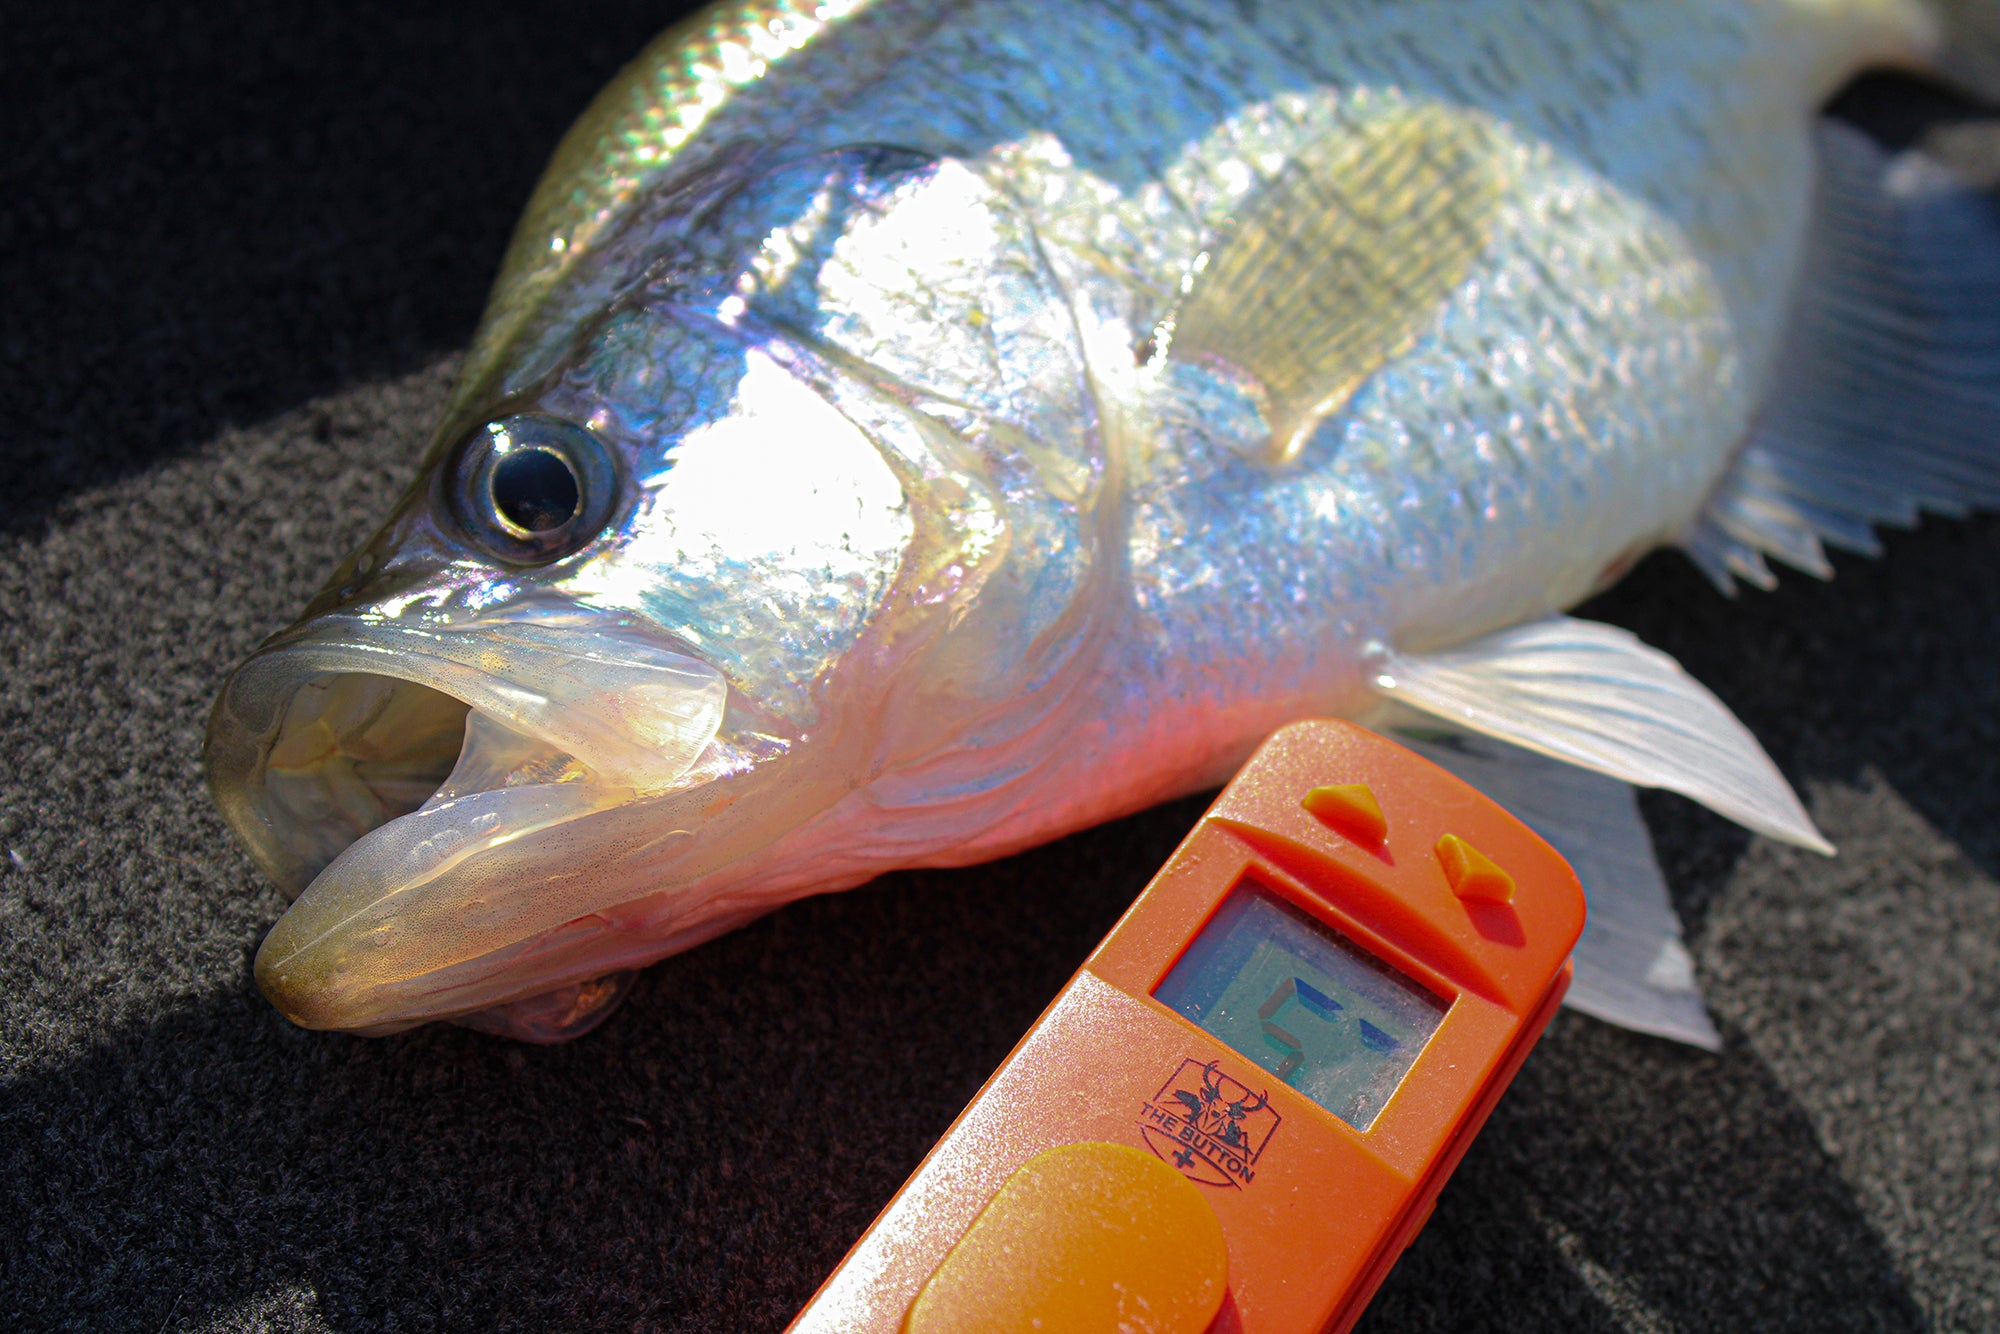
1163;103;1504;464
1684;118;2000;591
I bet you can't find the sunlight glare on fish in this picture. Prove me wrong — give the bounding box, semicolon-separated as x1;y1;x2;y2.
817;162;1003;335
202;0;2000;1047
573;347;909;608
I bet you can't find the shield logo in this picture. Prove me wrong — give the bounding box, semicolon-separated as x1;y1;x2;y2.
1137;1058;1282;1188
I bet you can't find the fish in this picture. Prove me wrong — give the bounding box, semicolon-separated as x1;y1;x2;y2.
204;0;2000;1044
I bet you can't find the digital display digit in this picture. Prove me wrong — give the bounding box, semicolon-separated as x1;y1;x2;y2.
1154;879;1448;1131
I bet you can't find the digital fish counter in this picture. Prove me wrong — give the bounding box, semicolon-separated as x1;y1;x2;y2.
788;719;1586;1333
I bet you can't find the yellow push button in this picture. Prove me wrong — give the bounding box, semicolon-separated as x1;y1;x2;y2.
903;1141;1227;1334
1434;833;1515;904
1302;782;1388;849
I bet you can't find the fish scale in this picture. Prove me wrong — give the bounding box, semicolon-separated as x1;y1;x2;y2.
205;0;2000;1041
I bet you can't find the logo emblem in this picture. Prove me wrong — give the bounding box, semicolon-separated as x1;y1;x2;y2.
1137;1058;1282;1188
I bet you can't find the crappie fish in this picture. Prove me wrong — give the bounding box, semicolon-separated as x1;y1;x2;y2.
205;0;2000;1043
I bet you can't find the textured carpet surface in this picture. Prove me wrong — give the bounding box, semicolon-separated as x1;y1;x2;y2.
2;5;1996;1331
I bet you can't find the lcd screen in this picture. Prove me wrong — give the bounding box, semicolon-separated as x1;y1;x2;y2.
1154;878;1448;1130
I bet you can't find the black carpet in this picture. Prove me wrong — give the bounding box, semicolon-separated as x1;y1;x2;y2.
3;5;1996;1330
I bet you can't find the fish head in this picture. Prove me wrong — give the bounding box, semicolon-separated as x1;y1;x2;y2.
206;303;992;1040
207;327;929;1040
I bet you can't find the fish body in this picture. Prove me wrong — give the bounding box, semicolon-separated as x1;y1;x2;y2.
206;0;2000;1038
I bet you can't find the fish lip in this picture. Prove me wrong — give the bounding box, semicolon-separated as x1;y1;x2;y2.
206;618;458;899
253;889;678;1034
209;605;724;879
206;603;732;1030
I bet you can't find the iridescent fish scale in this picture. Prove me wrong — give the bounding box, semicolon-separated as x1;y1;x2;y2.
453;0;956;432
206;0;1979;1039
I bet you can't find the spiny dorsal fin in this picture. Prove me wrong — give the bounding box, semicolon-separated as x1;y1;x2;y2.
1164;103;1503;464
1684;118;2000;592
1370;616;1834;854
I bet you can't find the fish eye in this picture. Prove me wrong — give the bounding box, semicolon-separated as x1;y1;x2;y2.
447;413;619;564
492;447;580;534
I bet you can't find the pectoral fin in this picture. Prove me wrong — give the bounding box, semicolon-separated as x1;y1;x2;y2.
1370;616;1833;854
1165;103;1502;463
1389;719;1720;1049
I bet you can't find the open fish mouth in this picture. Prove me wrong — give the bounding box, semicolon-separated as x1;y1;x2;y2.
205;607;728;1035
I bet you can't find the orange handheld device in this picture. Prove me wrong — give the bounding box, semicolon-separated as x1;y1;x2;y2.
788;719;1586;1334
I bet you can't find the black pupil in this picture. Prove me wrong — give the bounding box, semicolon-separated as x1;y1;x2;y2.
491;447;581;534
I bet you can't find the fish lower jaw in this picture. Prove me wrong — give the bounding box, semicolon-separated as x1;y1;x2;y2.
245;714;806;1035
250;728;627;1029
205;607;747;1032
253;927;640;1042
250;845;782;1037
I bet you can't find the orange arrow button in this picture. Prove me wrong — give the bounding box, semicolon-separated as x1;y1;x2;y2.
1434;834;1516;904
1302;782;1388;850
